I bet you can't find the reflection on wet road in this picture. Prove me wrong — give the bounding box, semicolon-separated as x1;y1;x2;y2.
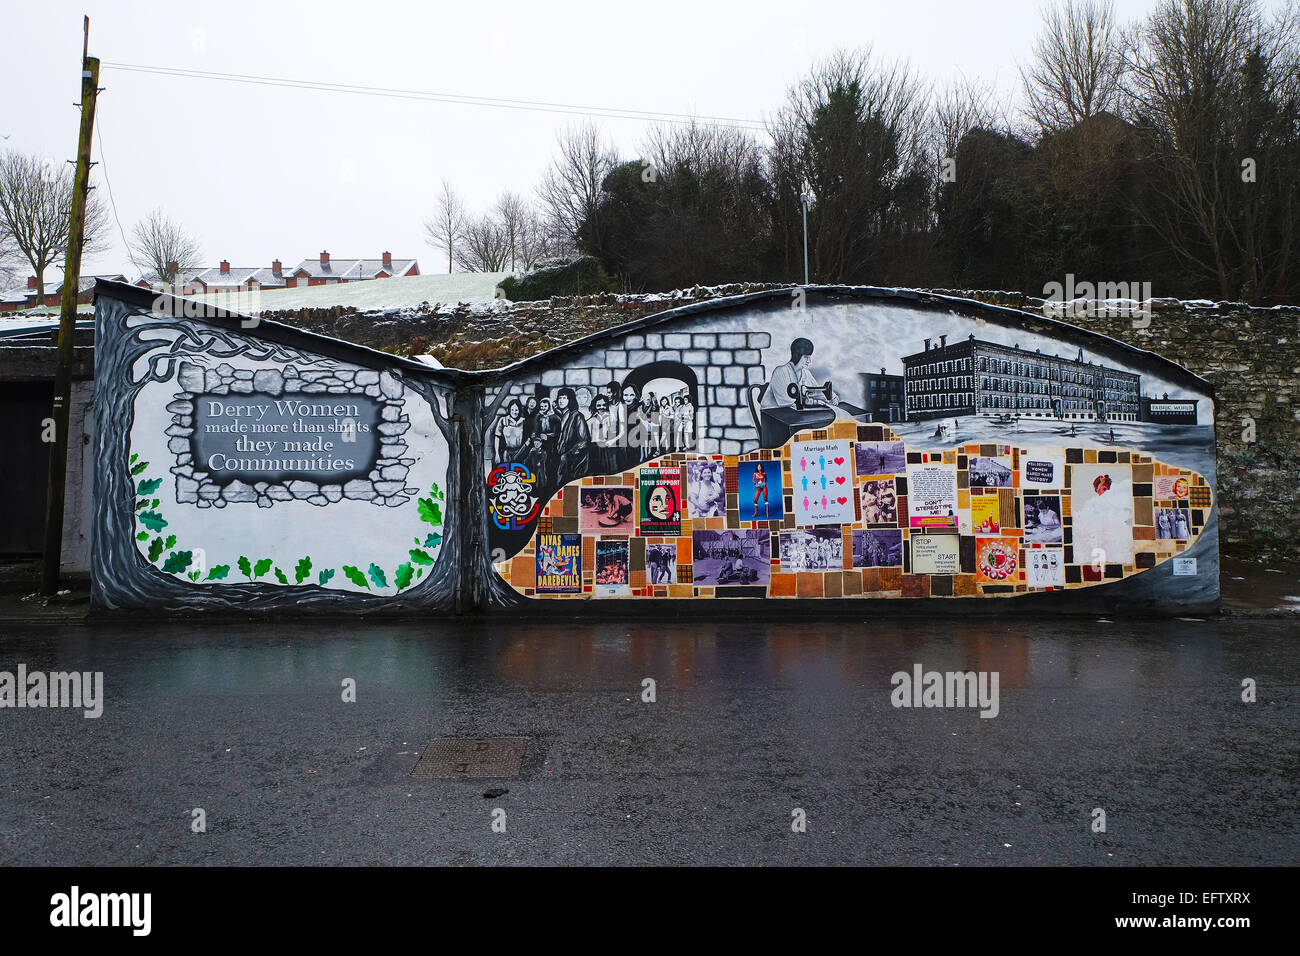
1;617;1296;865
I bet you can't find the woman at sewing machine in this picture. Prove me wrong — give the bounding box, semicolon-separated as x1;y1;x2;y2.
761;337;840;411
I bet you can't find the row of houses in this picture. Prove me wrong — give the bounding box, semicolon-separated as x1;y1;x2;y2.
0;251;419;311
145;250;420;295
0;274;127;311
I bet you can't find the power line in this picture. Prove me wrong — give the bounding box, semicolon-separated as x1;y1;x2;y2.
94;119;132;266
101;61;770;131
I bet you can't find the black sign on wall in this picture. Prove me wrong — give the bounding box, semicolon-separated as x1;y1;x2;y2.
191;394;384;485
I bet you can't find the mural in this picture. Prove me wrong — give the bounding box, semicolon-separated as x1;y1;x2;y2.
483;291;1218;608
92;282;1217;612
93;286;456;611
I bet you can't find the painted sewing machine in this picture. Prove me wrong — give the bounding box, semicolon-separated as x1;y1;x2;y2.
747;379;872;448
788;380;836;409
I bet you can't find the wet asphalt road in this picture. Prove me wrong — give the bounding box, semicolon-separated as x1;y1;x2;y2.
0;615;1297;866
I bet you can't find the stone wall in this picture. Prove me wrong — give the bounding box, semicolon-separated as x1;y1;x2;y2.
278;285;778;368
168;360;417;510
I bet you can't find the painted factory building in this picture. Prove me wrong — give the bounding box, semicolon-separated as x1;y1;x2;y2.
902;334;1142;423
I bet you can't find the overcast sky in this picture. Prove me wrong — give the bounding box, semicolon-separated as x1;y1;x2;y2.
1;0;1231;281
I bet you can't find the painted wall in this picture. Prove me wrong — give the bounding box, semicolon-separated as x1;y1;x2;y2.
92;283;1217;613
482;292;1218;610
93;288;456;611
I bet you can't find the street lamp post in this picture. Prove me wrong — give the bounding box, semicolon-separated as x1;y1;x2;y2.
800;187;811;286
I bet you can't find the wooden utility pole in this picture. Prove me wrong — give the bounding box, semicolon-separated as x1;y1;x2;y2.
41;17;99;594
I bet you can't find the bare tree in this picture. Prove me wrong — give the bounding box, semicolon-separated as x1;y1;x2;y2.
1125;0;1299;300
422;179;466;274
454;214;511;272
608;118;777;288
1021;0;1126;133
642;118;764;181
928;75;1017;275
934;74;1009;163
537;122;618;254
128;207;202;286
442;190;558;274
516;205;565;271
535;208;581;261
0;149;108;306
0;220;21;288
764;111;808;280
495;191;529;273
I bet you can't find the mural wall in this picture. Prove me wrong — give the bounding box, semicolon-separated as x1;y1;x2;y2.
93;287;457;611
92;283;1218;613
481;291;1218;610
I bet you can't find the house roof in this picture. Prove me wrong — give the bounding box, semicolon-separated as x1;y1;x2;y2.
189;266;288;289
149;257;419;288
356;257;418;277
135;268;205;288
1;274;125;308
250;267;288;287
289;257;418;280
76;275;124;293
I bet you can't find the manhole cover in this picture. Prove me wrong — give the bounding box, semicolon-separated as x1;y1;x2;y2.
410;738;528;779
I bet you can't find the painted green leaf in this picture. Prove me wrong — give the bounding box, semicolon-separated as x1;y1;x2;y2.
238;555;252;579
274;568;289;585
131;460;149;476
161;550;193;574
423;532;443;550
416;567;424;579
165;534;176;549
130;452;138;464
138;511;168;532
342;565;369;589
136;531;149;541
253;558;273;579
135;499;150;511
368;563;388;588
418;497;443;527
137;477;162;495
318;568;335;586
206;565;230;581
294;556;312;584
408;548;433;565
147;536;165;562
394;562;413;591
188;571;201;582
151;498;160;509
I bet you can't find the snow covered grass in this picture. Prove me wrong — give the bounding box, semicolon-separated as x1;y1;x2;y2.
193;272;509;312
0;306;94;334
